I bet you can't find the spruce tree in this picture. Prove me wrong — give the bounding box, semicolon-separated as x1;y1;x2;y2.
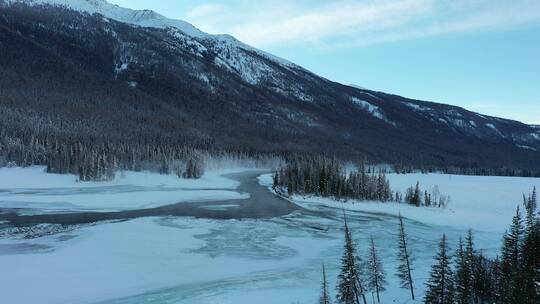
425;234;454;304
272;171;279;190
425;190;431;207
491;256;502;303
320;264;331;304
336;218;368;304
413;181;422;206
532;187;537;210
367;236;387;303
454;237;472;304
396;213;415;300
522;188;540;304
500;206;525;304
536;264;540;304
464;230;476;302
473;251;494;304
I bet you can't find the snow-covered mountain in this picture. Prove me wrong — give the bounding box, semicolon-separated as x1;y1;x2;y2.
12;0;303;85
12;0;206;36
1;0;539;171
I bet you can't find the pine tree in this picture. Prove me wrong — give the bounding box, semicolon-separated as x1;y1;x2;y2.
524;187;538;231
336;218;368;304
367;236;387;303
500;206;525;304
405;186;414;205
522;187;540;304
182;156;205;179
473;251;494;304
536;264;540;304
425;190;432;207
320;264;332;304
425;234;454;304
532;186;537;210
413;181;422;206
490;256;502;303
272;171;279;190
288;178;294;196
464;230;476;302
454;237;472;304
396;213;415;300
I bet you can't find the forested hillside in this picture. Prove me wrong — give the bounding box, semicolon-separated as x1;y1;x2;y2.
1;1;539;179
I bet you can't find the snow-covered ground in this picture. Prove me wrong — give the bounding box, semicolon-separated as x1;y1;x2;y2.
0;169;538;304
0;166;248;212
259;172;539;234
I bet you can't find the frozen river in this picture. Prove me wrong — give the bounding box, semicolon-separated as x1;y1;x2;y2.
92;205;499;304
0;168;536;304
1;171;299;225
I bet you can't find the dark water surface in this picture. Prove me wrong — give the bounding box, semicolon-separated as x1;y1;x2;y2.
0;171;301;226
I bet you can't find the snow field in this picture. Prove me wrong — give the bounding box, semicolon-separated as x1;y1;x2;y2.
0;169;537;303
0;166;249;212
260;172;539;234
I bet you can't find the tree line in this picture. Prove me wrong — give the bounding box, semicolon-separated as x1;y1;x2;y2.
424;188;539;303
393;164;540;178
319;187;539;304
273;157;449;207
2;1;540;183
273;157;392;201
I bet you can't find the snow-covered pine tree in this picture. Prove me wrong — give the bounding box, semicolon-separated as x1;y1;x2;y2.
320;264;332;304
336;218;367;304
396;213;415;300
424;234;454;304
367;236;387;304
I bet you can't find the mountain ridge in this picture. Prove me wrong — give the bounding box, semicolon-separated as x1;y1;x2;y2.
8;0;534;126
0;0;539;175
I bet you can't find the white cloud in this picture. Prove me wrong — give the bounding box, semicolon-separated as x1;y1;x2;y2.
186;3;225;19
231;0;431;46
183;0;540;48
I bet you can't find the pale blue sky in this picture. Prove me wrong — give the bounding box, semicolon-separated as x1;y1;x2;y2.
109;0;540;124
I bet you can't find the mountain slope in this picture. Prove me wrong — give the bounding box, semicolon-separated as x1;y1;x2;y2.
1;0;539;173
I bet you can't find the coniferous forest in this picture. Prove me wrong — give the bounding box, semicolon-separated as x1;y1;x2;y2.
273;157;393;202
323;188;539;304
1;1;540;182
273;157;450;207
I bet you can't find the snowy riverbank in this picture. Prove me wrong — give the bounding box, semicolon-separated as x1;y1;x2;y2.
259;172;539;234
0;166;249;212
0;169;537;303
